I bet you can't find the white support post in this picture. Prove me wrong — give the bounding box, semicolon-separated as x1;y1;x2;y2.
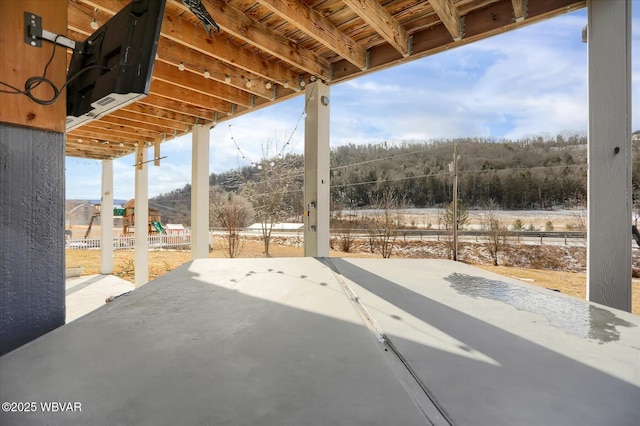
191;124;210;259
134;146;149;286
586;0;632;311
100;159;114;274
304;81;330;257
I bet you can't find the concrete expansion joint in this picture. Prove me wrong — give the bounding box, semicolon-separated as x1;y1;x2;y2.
322;258;455;425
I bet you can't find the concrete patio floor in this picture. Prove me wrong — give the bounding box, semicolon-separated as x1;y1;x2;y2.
65;274;135;323
1;258;639;425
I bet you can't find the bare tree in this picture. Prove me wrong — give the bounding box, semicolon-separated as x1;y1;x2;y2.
440;199;469;260
337;220;355;252
210;187;254;258
242;143;299;257
370;192;405;258
481;200;509;266
364;215;378;253
566;209;587;232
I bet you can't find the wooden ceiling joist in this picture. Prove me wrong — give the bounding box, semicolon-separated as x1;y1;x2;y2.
342;0;410;57
155;41;278;101
63;0;585;159
512;0;528;22
255;0;367;70
97;115;175;136
171;0;331;79
160;8;301;88
429;0;464;41
152;61;254;108
117;103;199;128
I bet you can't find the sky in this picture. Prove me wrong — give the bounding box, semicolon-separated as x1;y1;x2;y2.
65;7;640;201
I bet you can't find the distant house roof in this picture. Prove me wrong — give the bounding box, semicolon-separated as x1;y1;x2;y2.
165;224;185;231
248;223;304;231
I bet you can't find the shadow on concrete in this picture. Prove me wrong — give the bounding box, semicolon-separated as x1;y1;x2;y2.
326;258;640;426
66;275;114;296
1;258;638;425
1;259;429;426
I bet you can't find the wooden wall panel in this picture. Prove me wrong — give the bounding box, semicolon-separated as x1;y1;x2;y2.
0;0;67;132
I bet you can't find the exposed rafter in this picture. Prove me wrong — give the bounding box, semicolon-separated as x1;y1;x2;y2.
255;0;367;70
429;0;463;41
172;0;330;79
155;40;278;100
63;0;586;159
512;0;528;22
342;0;410;57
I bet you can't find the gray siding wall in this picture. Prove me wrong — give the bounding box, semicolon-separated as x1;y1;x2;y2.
1;124;65;355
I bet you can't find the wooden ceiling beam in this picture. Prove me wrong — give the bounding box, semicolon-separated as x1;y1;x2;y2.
150;79;233;114
511;0;527;22
77;0;129;15
429;0;463;41
66;145;121;159
100;114;168;135
119;102;200;126
160;9;300;89
110;109;187;131
69;140;138;158
75;0;301;88
68;126;154;143
254;0;367;70
64;0;586;161
152;61;254;108
331;0;584;82
170;0;330;79
78;119;162;139
156;39;277;100
342;0;410;57
138;95;222;123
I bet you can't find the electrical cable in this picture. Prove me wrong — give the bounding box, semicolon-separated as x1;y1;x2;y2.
0;34;110;106
0;34;63;104
149;201;191;215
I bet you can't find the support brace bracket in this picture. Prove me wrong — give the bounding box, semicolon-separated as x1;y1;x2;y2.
24;12;81;51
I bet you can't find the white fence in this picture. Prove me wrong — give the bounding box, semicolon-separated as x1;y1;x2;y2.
66;233;193;250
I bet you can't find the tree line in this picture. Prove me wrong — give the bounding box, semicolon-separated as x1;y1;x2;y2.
151;133;640;226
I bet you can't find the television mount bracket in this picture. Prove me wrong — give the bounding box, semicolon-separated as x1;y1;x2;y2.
24;12;84;52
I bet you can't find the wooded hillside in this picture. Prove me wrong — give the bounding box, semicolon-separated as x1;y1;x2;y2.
150;134;639;225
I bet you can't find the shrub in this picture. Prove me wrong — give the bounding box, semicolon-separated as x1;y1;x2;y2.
512;219;524;231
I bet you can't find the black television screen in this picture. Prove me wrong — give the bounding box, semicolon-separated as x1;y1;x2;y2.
66;0;166;131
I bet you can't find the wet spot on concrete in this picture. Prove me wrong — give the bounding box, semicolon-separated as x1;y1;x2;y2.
445;273;636;343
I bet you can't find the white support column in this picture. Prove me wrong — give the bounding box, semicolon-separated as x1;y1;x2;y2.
586;0;632;311
304;81;330;257
100;159;114;274
134;146;149;286
191;124;210;259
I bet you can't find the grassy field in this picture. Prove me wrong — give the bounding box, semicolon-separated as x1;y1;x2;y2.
66;236;640;315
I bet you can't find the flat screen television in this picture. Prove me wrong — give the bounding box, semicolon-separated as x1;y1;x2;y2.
66;0;166;132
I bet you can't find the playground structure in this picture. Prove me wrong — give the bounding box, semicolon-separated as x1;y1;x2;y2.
80;200;164;238
121;199;163;235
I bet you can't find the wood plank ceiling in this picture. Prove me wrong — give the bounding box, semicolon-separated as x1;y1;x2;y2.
66;0;585;159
